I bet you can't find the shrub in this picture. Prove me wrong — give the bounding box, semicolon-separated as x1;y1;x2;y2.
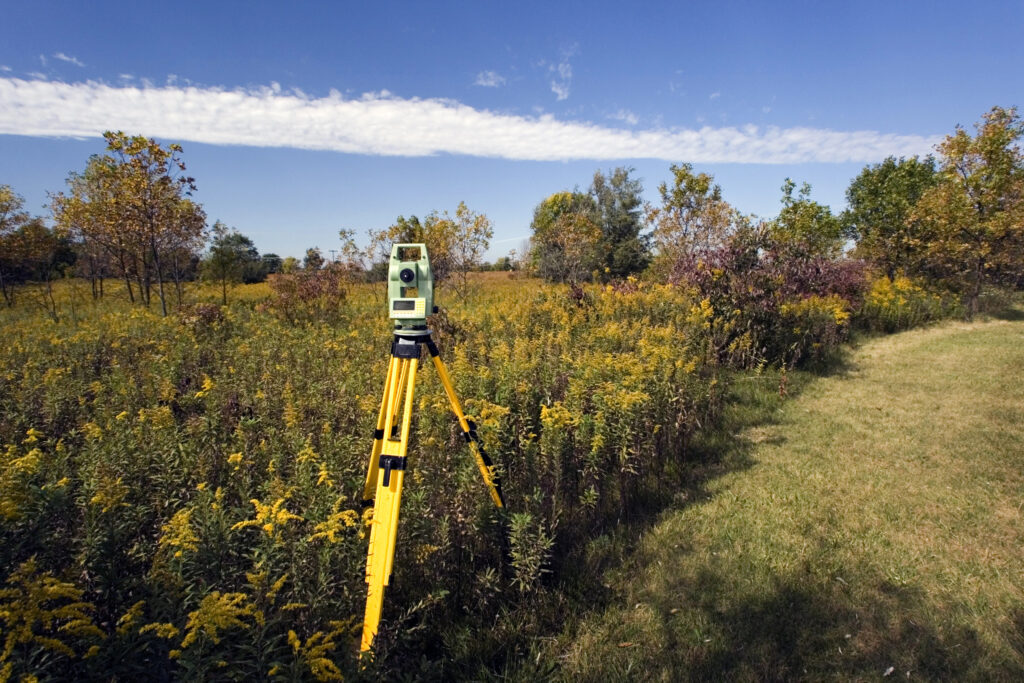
668;229;868;367
858;274;956;332
264;266;348;324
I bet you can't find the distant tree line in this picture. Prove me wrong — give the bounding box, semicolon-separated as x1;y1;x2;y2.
2;106;1021;319
525;106;1024;319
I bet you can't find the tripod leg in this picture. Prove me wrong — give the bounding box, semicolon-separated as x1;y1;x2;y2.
361;356;419;653
362;355;399;505
425;340;505;509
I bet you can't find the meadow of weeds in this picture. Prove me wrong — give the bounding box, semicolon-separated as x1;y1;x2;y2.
0;274;723;680
0;269;956;680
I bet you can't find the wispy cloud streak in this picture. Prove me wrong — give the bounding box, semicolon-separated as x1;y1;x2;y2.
53;52;85;67
0;78;939;164
474;70;505;87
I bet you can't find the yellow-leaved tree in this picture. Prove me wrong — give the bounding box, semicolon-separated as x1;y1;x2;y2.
52;132;207;315
912;106;1024;318
368;201;492;301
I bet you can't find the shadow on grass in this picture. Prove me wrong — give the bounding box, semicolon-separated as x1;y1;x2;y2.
416;358;844;680
990;307;1024;321
473;355;860;678
635;568;1013;682
484;336;1024;681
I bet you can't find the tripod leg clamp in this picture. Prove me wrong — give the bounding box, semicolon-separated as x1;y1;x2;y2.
379;455;407;486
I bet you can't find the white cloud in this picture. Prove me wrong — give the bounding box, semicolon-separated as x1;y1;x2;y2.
709;91;721;100
0;66;10;72
0;77;941;164
608;109;639;126
38;55;47;66
474;70;505;87
53;52;85;67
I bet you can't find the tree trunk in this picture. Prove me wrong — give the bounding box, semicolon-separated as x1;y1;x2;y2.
0;268;11;307
120;252;135;304
172;253;183;308
138;251;150;307
966;256;984;321
151;237;168;317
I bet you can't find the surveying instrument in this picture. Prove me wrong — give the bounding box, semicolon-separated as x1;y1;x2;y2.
359;244;505;654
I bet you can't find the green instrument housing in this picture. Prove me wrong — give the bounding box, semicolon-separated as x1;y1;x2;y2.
388;243;434;330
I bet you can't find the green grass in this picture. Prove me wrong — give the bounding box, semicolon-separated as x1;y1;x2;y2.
529;311;1024;681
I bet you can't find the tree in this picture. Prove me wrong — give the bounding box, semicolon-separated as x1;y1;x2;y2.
647;164;737;275
770;179;843;257
52;132;207;314
52;158;134;302
589;167;649;278
842;156;937;279
261;253;283;275
448;202;494;298
368;202;493;298
912;106;1024;318
102;132;206;315
281;256;300;274
201;221;261;304
0;185;29;306
529;191;602;283
303;248;325;271
14;219;73;320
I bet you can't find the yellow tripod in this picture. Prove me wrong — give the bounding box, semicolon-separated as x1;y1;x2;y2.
360;332;504;653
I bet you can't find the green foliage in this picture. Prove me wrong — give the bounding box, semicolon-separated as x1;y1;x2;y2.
303;248;325;271
51;132;207;315
0;185;30;306
260;253;282;276
589;167;649;278
529;168;648;283
648;163;738;276
842;156;937;278
529;191;602;283
201;221;264;304
770;179;843;257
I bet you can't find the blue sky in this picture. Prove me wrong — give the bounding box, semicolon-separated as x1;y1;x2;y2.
1;1;1020;260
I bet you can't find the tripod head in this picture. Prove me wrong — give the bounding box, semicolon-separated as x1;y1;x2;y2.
388;243;434;332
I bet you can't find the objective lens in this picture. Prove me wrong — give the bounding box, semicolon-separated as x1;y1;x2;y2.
399;268;416;283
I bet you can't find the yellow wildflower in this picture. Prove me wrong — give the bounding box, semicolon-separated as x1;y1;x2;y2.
89;476;130;513
309;509;359;543
316;463;334;488
179;592;255;649
158;508;199;558
231;498;302;539
82;422;103;441
116;600;146;636
139;622;180;640
0;558;104;660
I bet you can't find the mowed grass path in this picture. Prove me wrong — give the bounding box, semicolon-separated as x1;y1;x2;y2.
551;314;1024;681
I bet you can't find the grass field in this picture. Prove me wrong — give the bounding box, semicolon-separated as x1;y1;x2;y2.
532;309;1024;681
